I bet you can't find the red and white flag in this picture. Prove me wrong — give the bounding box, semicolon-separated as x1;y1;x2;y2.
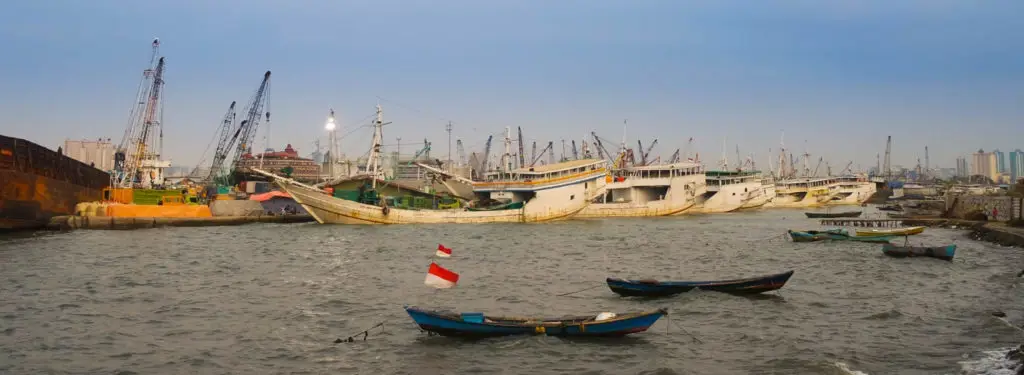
436;244;452;258
424;262;459;289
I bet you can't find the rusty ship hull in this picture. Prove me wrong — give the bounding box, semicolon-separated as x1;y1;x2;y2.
1;135;109;231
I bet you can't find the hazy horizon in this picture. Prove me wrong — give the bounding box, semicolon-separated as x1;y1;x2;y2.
2;1;1022;173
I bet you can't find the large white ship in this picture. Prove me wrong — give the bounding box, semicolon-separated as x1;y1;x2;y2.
773;177;838;208
740;174;776;209
576;162;705;218
827;175;877;205
692;170;762;213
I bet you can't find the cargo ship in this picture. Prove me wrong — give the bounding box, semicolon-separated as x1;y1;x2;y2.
0;135;110;231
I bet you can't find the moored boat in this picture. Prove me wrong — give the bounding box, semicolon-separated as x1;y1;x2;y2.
787;229;893;243
404;306;667;337
881;243;955;261
740;175;776;209
605;270;794;297
576;162;704;218
254;105;607;224
773;177;838;208
855;226;925;237
691;170;762;213
804;211;862;218
827;175;877;206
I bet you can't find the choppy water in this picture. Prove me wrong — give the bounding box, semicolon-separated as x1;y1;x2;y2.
2;208;1024;375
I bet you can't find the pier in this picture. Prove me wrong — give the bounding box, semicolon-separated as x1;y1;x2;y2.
47;214;315;231
819;219;907;227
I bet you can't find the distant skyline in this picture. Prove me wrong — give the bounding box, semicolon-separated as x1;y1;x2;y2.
2;1;1022;173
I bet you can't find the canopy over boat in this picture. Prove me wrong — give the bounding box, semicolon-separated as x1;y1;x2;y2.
606;270;794;297
404;306;667;337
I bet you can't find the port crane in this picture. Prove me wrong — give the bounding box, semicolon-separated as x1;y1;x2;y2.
229;71;272;174
114;39;170;189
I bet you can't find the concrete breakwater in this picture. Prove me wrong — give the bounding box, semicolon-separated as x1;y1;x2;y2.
47;214;314;230
968;223;1024;248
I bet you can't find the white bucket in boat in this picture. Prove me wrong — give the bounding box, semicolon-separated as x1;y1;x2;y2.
595;312;616;321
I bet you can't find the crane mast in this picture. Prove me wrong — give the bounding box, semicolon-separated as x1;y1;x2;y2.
204;101;238;184
115;38;169;189
230;71;272;172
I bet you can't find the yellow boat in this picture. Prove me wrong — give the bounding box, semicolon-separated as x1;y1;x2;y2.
855;226;925;237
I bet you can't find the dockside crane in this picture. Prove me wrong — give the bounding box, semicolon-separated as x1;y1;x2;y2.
547;141;555;165
883;136;892;180
201;101;238;184
456;139;466;167
478;135;493;179
530;141;553;167
229;71;272;174
571;140;579;160
115;38;167;189
531;142;537;165
669;149;680;163
517;127;525;169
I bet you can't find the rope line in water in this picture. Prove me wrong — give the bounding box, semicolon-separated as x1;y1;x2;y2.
333;320;386;343
556;284;604;297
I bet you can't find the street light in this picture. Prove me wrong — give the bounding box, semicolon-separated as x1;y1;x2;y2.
325;109;337;180
325;109;336;131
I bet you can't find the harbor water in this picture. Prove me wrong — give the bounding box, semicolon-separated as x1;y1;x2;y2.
2;208;1024;374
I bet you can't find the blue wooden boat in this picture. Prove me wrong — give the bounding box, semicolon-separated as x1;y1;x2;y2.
404;306;667;337
606;270;794;297
787;229;893;243
881;243;956;261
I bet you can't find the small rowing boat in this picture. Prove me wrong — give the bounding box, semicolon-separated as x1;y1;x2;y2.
404;306;667;337
881;243;955;261
804;211;862;218
787;229;894;243
605;270;794;297
855;226;925;237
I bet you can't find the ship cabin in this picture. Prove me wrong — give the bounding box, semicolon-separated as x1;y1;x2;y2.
597;162;703;204
473;159;607;203
705;170;762;191
776;177;837;194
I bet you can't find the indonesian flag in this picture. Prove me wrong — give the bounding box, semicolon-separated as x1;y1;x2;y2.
436;244;452;258
424;262;459;289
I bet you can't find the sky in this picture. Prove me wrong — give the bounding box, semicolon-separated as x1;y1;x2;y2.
1;0;1023;173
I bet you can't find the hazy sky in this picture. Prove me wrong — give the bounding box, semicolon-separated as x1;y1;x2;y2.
1;0;1022;173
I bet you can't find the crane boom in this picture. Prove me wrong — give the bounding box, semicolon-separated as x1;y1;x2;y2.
517;127;525;169
531;142;552;166
203;101;238;183
230;71;272;169
481;135;493;175
571;140;579;160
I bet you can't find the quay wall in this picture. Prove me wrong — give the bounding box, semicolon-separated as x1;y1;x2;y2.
945;195;1022;221
47;214;314;230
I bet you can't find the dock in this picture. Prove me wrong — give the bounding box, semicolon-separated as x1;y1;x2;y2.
819;219;907;227
47;214;315;231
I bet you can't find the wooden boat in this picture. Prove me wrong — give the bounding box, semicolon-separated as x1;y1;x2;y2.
881;243;956;261
251;106;609;224
404;306;667;337
855;226;925;237
804;211;862;218
787;229;894;243
605;270;794;297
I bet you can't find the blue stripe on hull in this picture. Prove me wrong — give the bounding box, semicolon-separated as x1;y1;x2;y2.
405;306;665;337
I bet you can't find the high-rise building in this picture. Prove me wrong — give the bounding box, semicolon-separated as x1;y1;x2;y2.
64;138;115;171
994;149;1006;173
971;149;998;182
1010;149;1024;183
955;156;968;178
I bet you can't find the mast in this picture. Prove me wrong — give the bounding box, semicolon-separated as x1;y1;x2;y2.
368;104;386;188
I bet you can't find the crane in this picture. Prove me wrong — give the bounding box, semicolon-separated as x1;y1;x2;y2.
517;127;525;169
480;135;493;176
115;39;167;189
531;142;553;166
531;141;537;165
201;101;238;184
229;71;272;173
642;139;658;166
669;149;680;163
571;140;579;160
590;132;615;163
883;136;892;180
456;139;466;166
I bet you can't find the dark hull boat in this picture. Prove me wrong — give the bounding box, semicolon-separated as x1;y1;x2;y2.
881;244;956;261
787;229;894;243
804;211;862;218
1;135;109;231
404;306;667;337
606;270;794;297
